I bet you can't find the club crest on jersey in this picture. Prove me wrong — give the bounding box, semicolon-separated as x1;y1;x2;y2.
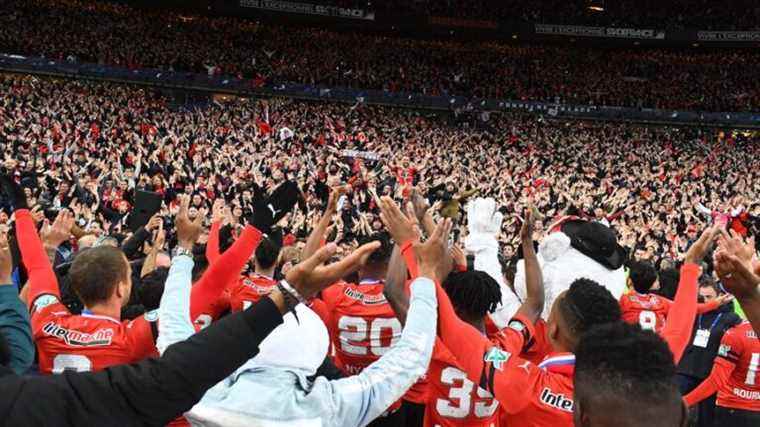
718;344;731;357
144;310;159;322
42;322;114;347
33;294;59;312
484;347;510;371
343;287;387;305
539;387;574;412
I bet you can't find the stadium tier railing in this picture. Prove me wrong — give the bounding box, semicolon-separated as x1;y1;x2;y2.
1;54;758;128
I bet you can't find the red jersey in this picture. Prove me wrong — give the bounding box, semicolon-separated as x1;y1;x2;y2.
715;322;760;411
424;338;502;426
619;291;718;333
319;279;402;375
31;295;158;374
228;273;277;313
619;292;670;332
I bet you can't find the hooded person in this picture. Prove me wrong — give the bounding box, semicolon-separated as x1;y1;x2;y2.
156;244;438;427
512;216;627;320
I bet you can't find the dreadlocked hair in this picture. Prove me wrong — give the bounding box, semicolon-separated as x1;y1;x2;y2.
559;278;621;339
442;271;502;320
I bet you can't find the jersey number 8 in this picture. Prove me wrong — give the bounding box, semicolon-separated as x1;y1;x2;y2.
338;316;401;356
639;310;657;331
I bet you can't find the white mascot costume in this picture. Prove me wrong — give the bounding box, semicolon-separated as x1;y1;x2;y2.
464;198;626;326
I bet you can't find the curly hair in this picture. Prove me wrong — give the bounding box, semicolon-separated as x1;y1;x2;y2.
559;278;621;339
575;322;681;426
442;270;502;321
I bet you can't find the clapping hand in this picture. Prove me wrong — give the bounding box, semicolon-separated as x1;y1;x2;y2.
175;195;203;250
285;241;380;298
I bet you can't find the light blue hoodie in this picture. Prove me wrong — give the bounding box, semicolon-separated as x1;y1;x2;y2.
158;255;438;427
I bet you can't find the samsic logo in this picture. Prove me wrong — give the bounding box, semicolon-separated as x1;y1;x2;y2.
539;388;574;412
43;322;114;347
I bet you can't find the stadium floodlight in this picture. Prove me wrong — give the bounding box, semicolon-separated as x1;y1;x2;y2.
588;0;605;11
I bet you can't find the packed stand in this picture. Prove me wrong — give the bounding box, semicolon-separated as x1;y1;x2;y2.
388;0;760;31
1;0;760;112
0;74;759;426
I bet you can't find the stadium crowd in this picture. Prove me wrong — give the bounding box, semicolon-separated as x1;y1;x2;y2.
0;73;759;425
391;0;760;31
2;0;760;112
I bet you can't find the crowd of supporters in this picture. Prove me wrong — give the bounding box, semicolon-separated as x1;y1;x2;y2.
0;69;759;426
2;0;760;112
386;0;760;31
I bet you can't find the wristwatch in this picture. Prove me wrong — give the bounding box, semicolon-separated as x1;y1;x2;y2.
172;246;193;259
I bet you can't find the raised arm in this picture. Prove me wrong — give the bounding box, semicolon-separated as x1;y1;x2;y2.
464;198;522;328
0;234;34;374
156;254;195;355
330;276;437;427
514;207;544;323
302;186;345;261
0;295;286;426
15;209;64;307
661;226;717;363
205;199;226;264
713;230;760;335
383;245;410;325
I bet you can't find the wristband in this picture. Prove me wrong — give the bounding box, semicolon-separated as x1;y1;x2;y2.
279;279;307;305
276;282;299;312
400;240;419;278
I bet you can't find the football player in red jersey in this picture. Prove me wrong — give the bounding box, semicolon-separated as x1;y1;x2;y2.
380;196;713;427
386;205;544;427
574;322;688;427
14;190;261;375
620;259;731;332
228;235;280;312
684;321;760;425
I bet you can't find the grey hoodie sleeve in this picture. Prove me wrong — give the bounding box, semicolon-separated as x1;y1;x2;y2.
327;277;437;427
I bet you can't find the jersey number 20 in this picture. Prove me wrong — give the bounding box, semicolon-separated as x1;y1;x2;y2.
338;316;401;356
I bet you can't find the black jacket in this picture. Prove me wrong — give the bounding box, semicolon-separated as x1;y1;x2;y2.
677;303;741;380
0;297;283;426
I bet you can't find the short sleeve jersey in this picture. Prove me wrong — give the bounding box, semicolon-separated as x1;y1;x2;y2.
715;321;760;411
619;292;671;332
31;294;158;374
228;273;278;313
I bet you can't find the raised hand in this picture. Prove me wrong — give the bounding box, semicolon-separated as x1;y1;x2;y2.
285;241;380;298
414;217;453;283
378;196;419;245
41;210;76;248
145;213;162;232
0;232;12;285
326;185;349;214
520;205;536;243
717;229;756;265
684;225;720;266
714;249;760;299
211;199;226;224
175;195;203;250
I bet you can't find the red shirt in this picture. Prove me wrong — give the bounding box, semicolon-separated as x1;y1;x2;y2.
228;273;278;312
423;334;504;426
619;292;671;332
319;280;402;376
319;279;427;408
31;296;158;374
619;292;718;333
715;322;760;411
